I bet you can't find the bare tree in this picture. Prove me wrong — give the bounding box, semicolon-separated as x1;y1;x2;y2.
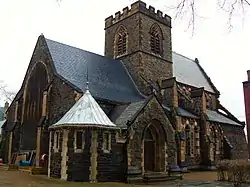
167;0;250;34
0;81;16;103
57;0;250;34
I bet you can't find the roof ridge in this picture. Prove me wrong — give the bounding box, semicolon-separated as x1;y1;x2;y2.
194;58;220;95
119;60;147;99
172;51;195;62
45;37;120;63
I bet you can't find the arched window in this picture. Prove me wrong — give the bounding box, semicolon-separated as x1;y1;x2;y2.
150;24;163;55
185;125;191;157
194;126;200;156
115;25;128;56
190;129;195;156
214;127;220;154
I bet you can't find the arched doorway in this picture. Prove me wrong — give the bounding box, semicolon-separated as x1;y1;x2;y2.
144;127;155;171
143;120;166;173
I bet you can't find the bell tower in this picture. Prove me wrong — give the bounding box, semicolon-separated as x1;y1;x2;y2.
104;1;173;95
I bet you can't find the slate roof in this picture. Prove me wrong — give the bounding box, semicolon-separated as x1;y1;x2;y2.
45;37;217;102
206;109;242;126
177;107;198;119
51;90;116;128
45;38;144;103
42;36;239;128
173;52;215;93
162;105;198;119
114;100;146;128
112;99;199;128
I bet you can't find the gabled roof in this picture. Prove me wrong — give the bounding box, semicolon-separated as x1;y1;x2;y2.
206;109;242;126
173;52;218;94
50;90;116;128
44;36;219;101
114;100;146;128
45;38;144;103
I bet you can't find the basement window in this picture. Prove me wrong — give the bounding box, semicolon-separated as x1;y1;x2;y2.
74;130;85;153
102;131;111;153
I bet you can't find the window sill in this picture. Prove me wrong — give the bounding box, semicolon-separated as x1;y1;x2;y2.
115;53;127;58
103;149;111;154
151;52;163;57
54;148;59;153
74;149;84;153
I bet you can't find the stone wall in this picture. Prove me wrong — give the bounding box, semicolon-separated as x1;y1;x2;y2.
65;127;125;182
67;128;91;181
97;129;125;182
49;130;62;178
221;124;248;159
48;76;76;126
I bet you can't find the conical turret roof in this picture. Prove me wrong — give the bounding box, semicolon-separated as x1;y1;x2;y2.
50;90;116;128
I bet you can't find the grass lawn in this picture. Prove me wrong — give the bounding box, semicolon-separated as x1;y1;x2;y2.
0;167;219;187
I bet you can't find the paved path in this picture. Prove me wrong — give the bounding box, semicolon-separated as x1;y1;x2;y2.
0;167;245;187
161;180;247;187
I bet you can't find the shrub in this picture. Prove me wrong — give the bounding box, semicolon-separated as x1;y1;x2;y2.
216;159;250;187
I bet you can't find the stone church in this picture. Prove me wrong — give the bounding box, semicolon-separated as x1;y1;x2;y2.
0;0;248;183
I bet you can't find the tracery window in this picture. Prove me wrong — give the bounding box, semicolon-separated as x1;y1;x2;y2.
115;25;127;56
150;24;163;55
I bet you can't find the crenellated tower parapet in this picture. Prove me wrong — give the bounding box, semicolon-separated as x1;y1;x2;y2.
105;1;171;29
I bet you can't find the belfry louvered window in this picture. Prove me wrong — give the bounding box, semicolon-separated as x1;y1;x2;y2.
116;26;127;56
150;24;162;55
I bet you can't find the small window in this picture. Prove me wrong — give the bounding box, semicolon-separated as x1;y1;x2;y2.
103;132;111;153
74;130;85;152
54;131;60;152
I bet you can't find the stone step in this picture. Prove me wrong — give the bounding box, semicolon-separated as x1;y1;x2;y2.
30;167;48;175
143;172;180;183
144;173;168;179
126;176;143;184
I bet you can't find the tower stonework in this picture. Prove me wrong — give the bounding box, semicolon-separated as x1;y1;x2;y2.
104;1;173;95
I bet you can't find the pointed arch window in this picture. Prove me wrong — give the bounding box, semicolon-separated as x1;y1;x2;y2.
115;26;128;56
150;24;163;55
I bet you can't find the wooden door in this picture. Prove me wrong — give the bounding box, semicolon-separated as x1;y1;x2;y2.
144;140;155;172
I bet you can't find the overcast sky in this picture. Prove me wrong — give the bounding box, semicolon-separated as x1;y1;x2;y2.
0;0;250;126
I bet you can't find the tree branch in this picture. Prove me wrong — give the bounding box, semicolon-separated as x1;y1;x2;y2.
0;81;16;103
